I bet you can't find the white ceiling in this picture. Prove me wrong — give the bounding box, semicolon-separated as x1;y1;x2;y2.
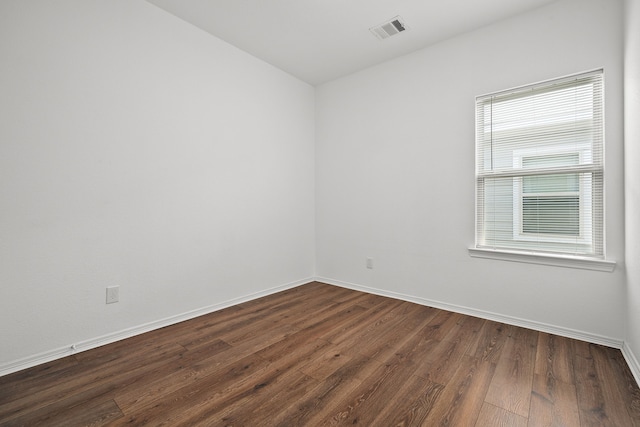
146;0;559;86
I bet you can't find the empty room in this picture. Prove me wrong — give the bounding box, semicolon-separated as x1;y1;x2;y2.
1;0;640;425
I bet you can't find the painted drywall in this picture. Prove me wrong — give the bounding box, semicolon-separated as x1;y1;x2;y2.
316;0;625;341
625;0;640;380
0;0;315;368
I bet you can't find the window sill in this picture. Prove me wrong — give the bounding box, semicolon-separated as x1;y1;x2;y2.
468;247;616;272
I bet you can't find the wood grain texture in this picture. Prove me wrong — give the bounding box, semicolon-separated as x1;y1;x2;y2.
476;402;528;427
0;281;638;426
484;326;537;417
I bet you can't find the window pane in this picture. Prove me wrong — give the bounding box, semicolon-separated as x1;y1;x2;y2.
475;70;603;257
523;174;579;193
522;196;579;235
522;153;579;169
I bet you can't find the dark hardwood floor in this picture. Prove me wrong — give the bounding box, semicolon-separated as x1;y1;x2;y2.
1;281;639;426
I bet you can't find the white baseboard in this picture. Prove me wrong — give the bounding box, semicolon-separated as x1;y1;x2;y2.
315;276;624;349
0;277;313;378
622;342;640;388
4;276;635;387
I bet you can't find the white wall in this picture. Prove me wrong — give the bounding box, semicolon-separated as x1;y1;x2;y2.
0;0;315;369
2;0;634;377
316;0;625;342
625;0;640;381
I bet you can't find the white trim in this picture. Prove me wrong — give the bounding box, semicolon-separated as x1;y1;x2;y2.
0;277;313;378
622;342;640;388
468;247;616;272
315;276;623;349
476;68;604;100
2;275;630;381
512;148;588;247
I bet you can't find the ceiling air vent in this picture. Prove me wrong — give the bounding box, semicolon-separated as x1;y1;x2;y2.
369;16;408;40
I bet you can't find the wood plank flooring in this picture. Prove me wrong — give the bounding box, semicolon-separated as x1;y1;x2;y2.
1;281;639;426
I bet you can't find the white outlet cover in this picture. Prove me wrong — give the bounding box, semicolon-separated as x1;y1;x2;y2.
106;286;119;304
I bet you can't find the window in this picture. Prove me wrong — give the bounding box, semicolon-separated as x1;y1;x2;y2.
474;70;605;262
521;158;580;236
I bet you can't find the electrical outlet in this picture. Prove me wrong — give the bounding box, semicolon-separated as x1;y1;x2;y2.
366;257;373;269
106;286;119;304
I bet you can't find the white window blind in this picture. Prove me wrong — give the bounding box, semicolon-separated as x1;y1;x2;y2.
475;70;604;257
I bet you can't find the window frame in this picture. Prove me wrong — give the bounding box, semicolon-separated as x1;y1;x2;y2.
512;147;588;245
469;70;615;272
